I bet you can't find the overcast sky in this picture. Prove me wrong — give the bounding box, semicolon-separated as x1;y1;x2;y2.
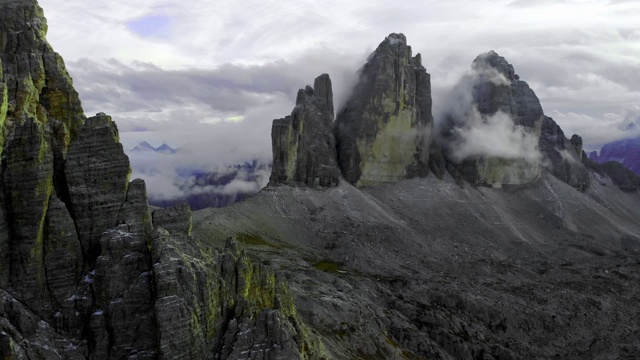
39;0;640;160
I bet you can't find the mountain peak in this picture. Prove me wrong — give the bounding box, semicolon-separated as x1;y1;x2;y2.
131;141;155;152
386;33;407;46
130;141;177;154
472;50;517;81
335;33;432;186
155;143;177;154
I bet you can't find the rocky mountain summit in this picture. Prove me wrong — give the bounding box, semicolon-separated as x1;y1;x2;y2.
1;1;640;359
335;33;432;186
434;51;589;190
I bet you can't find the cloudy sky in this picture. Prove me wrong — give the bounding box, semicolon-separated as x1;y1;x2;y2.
39;0;640;164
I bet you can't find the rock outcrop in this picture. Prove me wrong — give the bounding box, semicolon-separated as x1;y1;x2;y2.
65;113;131;262
538;117;589;190
270;74;339;187
0;3;329;359
0;0;84;140
439;51;590;189
335;33;432;187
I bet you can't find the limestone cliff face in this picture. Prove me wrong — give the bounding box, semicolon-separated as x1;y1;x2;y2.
65;113;131;262
0;2;326;358
440;51;590;190
0;0;84;141
539;117;589;190
335;33;433;187
270;74;339;187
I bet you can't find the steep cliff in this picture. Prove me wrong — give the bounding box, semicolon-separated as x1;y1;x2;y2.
439;51;590;190
270;74;339;187
335;33;432;187
0;2;325;359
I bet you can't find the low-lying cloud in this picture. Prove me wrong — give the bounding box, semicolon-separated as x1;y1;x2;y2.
130;149;271;209
437;59;541;163
448;108;540;163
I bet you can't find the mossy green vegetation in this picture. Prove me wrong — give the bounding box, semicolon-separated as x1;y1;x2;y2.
313;260;342;274
235;232;281;248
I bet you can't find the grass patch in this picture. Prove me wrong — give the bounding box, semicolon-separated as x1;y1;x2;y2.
313;260;341;274
235;232;281;249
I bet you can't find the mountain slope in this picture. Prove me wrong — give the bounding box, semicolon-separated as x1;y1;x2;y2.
193;173;640;359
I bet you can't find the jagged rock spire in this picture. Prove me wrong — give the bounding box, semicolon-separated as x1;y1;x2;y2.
335;33;433;187
270;73;339;187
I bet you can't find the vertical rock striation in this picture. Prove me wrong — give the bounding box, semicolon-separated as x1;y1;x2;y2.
0;0;84;139
65;113;131;262
335;33;433;187
270;74;339;187
538;117;589;190
439;51;590;190
1;119;53;314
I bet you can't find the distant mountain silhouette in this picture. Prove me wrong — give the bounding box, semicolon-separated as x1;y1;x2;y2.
131;141;177;154
589;137;640;175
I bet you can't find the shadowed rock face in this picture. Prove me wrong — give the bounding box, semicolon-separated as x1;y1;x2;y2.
539;117;589;190
439;51;591;190
335;33;433;187
0;3;327;359
65;113;131;262
0;0;84;142
472;51;544;129
270;74;339;187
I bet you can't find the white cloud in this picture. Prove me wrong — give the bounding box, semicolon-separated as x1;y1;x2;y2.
449;108;541;163
33;0;640;181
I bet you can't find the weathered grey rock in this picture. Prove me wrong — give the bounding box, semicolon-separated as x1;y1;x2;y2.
472;51;544;128
152;203;192;236
335;33;432;186
0;0;84;138
270;74;339;187
65;113;131;262
43;195;82;308
538;116;589;190
0;206;8;289
0;288;88;359
441;51;591;190
584;156;640;192
441;51;544;186
117;179;152;235
86;179;156;359
0;59;7;155
1;119;53;314
151;235;327;360
92;223;156;360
